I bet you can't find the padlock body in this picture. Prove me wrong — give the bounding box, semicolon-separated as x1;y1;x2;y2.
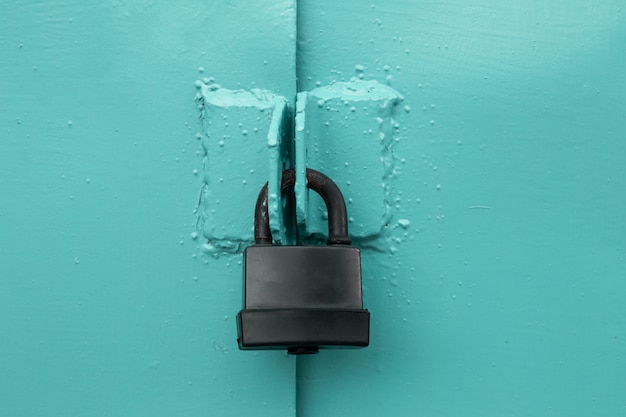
237;245;370;350
243;245;363;309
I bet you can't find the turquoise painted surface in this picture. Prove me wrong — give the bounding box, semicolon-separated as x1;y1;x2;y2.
295;81;402;241
2;1;626;416
0;2;295;416
296;1;626;416
196;84;292;250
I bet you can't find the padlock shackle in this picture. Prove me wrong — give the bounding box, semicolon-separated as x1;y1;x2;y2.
254;168;351;245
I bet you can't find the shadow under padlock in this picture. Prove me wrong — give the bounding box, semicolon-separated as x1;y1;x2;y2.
236;168;370;354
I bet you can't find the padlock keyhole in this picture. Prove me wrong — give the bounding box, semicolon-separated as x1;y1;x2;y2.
288;346;319;355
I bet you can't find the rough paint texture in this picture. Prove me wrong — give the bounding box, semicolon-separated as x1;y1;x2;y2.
295;80;402;241
295;1;626;417
196;83;291;250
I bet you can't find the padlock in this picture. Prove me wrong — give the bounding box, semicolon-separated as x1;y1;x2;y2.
237;168;370;354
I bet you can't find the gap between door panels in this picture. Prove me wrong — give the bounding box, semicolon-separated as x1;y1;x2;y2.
295;3;314;415
195;1;405;413
294;2;405;415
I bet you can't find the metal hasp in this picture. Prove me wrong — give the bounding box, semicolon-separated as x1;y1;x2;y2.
237;169;370;354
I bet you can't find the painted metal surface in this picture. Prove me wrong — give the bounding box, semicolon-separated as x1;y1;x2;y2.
295;1;626;416
196;84;292;249
2;1;626;416
295;81;402;240
0;2;296;416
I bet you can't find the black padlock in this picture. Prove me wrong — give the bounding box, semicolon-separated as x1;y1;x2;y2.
237;168;370;354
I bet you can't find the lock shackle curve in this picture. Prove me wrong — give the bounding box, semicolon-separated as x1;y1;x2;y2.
254;168;351;246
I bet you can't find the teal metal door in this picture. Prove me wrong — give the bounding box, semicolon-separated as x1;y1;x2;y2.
2;2;625;417
1;2;296;416
295;1;626;416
